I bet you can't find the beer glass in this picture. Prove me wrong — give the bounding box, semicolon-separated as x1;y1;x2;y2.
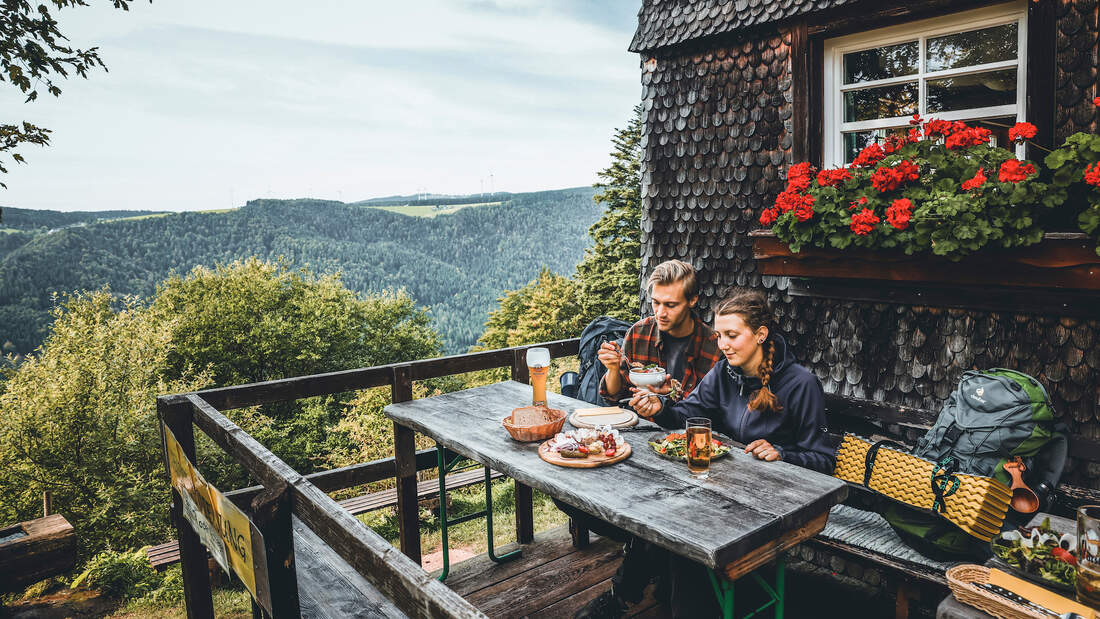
686;417;712;479
527;347;550;406
1077;505;1100;607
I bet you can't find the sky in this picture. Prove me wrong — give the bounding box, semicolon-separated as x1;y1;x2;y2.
1;1;642;212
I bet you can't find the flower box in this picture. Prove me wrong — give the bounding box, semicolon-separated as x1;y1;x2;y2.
749;230;1100;291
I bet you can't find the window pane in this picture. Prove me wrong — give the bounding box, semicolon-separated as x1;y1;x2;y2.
843;128;908;164
926;69;1016;113
927;23;1018;72
844;82;918;122
843;41;919;84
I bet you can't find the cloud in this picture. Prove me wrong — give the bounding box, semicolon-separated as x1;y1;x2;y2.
2;1;641;212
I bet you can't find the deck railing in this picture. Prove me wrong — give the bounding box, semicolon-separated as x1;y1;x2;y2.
157;338;580;618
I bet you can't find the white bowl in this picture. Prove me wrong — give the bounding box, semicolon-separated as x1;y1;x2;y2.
629;367;667;388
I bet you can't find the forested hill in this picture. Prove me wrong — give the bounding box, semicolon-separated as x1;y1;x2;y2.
0;187;600;355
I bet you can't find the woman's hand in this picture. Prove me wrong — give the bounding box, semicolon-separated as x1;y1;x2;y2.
628;387;662;419
745;439;782;462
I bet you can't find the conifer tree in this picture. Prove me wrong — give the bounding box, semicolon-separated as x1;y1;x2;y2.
574;105;643;321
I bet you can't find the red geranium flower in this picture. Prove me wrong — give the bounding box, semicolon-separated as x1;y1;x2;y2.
848;196;869;210
774;190;814;216
1094;96;1100;107
786;162;815;192
870;160;920;192
816;168;852;187
886;198;912;230
923;119;953;138
793;194;815;222
998;159;1036;183
1008;122;1037;142
850;143;885;169
909;114;923;126
1084;162;1100;187
850;208;880;235
945;126;992;150
961;167;987;191
759;207;779;226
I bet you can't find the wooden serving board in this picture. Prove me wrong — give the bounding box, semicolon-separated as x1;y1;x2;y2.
538;440;632;468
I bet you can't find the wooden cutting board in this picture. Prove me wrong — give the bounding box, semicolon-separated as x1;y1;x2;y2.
538;440;632;468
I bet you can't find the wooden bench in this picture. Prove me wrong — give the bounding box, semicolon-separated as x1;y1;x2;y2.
147;467;503;571
0;514;77;594
799;393;1100;618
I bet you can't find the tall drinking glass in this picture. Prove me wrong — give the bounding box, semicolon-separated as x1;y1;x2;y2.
527;347;550;407
1077;505;1100;607
686;417;712;479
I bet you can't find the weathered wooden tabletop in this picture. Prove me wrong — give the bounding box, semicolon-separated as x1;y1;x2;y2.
384;380;848;571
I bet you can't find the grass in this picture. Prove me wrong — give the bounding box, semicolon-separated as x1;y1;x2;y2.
357;478;570;557
366;201;503;218
109;588;252;618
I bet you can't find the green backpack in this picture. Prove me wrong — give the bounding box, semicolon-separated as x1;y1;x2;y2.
882;369;1067;558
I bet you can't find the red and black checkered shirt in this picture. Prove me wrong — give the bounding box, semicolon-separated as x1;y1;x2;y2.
599;315;721;404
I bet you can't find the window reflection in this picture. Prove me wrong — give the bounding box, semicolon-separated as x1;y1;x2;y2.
843;41;919;84
844;82;919;122
927;23;1017;72
927;69;1016;112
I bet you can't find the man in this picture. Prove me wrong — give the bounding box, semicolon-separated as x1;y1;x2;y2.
598;259;720;408
567;260;721;619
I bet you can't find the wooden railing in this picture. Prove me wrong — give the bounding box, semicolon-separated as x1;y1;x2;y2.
157;338;580;618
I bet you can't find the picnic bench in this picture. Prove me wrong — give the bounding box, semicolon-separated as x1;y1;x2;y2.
0;514;77;594
144;466;502;571
386;380;849;619
804;392;1100;618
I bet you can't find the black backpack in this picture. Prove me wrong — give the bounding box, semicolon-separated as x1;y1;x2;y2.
573;316;631;405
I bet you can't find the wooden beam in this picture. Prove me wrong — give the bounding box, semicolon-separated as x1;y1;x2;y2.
251;482;300;618
158;397;215;619
723;511;827;581
191;339;580;411
511;348;534;544
0;515;76;594
1026;0;1056;153
392;364;421;564
790;19;810;164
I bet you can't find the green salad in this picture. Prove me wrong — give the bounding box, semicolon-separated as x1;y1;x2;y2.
648;432;732;460
991;517;1078;589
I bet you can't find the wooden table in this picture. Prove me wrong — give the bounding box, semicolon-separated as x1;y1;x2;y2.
385;381;848;618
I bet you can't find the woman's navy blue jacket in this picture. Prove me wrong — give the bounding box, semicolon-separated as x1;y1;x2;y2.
652;333;836;474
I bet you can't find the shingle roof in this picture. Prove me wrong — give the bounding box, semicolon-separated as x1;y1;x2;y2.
628;0;856;53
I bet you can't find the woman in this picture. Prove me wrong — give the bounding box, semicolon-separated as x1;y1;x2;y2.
577;289;834;619
631;287;834;473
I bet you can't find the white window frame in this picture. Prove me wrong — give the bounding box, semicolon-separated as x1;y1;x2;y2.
822;1;1028;167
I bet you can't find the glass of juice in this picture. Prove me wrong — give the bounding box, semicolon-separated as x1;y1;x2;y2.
686;417;712;479
527;347;550;406
1077;505;1100;607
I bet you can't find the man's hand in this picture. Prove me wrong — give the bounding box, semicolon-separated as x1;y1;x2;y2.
597;341;623;374
745;439;782;462
629;387;662;419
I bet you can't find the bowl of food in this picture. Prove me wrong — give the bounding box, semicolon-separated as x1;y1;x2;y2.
629;365;667;389
503;406;567;442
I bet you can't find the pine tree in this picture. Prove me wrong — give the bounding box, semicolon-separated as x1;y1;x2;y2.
574;105;643;322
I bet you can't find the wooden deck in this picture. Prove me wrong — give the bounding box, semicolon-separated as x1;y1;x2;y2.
435;524;666;619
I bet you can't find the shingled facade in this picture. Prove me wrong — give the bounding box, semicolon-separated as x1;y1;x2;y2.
631;0;1100;488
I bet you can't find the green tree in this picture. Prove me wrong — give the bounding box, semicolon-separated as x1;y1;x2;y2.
2;1;144;185
0;291;209;556
0;259;442;557
477;267;582;350
573;105;643;321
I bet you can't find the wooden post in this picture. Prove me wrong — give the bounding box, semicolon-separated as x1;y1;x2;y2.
511;348;535;544
251;482;299;618
42;491;51;517
392;365;422;563
158;396;215;619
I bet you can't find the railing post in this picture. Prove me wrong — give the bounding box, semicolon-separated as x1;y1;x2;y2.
251;481;299;618
158;396;215;619
392;364;422;563
511;348;535;544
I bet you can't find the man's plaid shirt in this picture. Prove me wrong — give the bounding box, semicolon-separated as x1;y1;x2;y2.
599;315;721;404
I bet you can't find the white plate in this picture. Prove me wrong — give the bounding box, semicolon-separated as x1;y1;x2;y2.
569;408;638;429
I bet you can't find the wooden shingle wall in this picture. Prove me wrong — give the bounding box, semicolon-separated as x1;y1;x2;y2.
637;5;1100;488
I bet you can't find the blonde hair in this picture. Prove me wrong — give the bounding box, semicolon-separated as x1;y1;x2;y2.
647;260;698;299
714;288;781;414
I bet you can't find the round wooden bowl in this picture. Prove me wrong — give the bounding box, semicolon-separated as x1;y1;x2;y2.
502;407;566;442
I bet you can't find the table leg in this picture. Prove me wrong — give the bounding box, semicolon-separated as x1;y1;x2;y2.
709;553;786;619
435;444;520;582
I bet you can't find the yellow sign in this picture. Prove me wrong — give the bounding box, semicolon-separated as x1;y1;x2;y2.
164;426;258;599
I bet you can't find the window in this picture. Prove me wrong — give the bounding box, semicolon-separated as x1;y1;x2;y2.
823;2;1027;166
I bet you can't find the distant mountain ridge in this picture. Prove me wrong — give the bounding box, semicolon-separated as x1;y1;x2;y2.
0;187;600;355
